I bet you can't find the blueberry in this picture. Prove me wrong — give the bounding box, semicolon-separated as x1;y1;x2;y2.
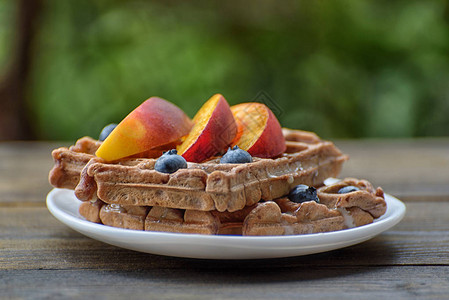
99;123;118;141
154;149;187;174
288;184;320;203
338;185;360;194
220;146;253;164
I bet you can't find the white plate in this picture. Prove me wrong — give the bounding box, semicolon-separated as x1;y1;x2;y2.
46;188;406;259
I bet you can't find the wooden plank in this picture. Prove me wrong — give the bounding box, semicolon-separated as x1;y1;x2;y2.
1;233;448;270
1;266;449;299
0;142;60;204
337;139;449;201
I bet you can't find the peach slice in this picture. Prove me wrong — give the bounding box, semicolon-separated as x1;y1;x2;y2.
231;103;286;158
96;97;193;161
177;94;237;163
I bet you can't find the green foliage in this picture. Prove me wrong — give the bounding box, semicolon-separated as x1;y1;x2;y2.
0;0;16;74
24;0;449;139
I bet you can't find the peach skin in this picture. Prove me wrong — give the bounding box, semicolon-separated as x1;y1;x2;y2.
177;94;237;163
231;102;286;158
96;97;193;161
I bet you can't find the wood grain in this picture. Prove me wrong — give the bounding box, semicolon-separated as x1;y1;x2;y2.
1;140;449;299
2;266;449;299
337;138;449;201
0;141;60;205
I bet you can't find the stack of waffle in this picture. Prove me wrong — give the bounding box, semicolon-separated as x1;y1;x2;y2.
49;129;386;235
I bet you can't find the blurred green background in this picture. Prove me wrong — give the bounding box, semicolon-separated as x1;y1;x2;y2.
1;0;449;140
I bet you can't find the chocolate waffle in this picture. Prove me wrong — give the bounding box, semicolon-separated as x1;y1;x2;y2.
145;206;219;234
144;204;258;235
79;201;248;234
317;178;387;218
73;128;348;212
243;199;345;235
49;137;101;189
49;136;169;190
242;178;386;235
77;178;385;236
100;204;150;230
242;198;376;236
79;199;104;223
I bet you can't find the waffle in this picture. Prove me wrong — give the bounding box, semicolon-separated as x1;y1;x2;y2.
99;204;150;230
79;202;257;235
242;198;376;236
144;204;258;235
49;137;101;189
145;206;219;234
79;199;104;223
73;128;348;212
77;178;385;235
242;178;386;235
49;137;166;190
317;178;387;218
79;201;250;234
243;199;345;235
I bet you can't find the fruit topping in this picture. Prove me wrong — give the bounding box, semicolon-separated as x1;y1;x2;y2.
231;102;286;158
220;146;253;164
177;94;237;163
95;97;193;161
338;186;360;194
154;149;187;174
288;184;320;203
99;123;117;142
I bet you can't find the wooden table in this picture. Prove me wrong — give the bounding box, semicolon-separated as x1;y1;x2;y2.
1;139;449;299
